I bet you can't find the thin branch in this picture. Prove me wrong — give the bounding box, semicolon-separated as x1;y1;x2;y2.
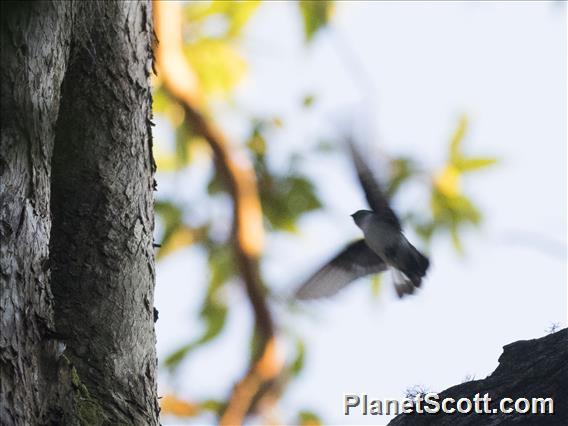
220;336;283;425
153;2;281;424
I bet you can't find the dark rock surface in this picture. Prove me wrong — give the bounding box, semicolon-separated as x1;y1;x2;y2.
389;328;567;425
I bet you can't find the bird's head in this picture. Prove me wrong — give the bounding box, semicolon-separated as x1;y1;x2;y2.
350;210;374;228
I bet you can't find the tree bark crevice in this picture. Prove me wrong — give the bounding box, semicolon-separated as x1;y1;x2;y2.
1;2;74;424
50;1;158;424
1;1;159;424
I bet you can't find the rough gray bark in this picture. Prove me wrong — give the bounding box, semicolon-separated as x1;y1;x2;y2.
389;329;568;425
1;1;159;424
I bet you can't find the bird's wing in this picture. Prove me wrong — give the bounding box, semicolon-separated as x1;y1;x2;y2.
348;139;401;230
295;240;387;300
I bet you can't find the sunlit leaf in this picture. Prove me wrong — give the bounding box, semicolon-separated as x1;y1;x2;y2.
433;165;460;198
431;190;481;226
200;399;224;415
184;38;247;96
185;2;218;22
430;187;482;254
370;274;382;298
298;410;322;426
450;116;468;163
184;1;261;39
158;226;196;260
272;117;284;128
152;86;170;114
447;194;481;225
223;0;262;38
299;0;334;42
455;157;498;172
160;394;200;417
154;147;179;172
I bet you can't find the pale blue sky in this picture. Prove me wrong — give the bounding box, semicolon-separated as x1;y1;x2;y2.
155;2;566;424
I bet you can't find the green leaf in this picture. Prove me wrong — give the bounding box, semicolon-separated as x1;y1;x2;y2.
288;176;322;213
155;201;183;233
184;2;218;22
386;157;415;198
175;124;192;166
430;188;483;254
298;410;322;426
302;94;316;108
414;221;437;245
152;86;170;114
208;244;235;289
164;302;228;369
184;38;247;96
450;116;468;163
290;339;306;376
164;245;234;369
260;175;322;233
450;223;464;254
199;302;228;342
249;328;262;364
164;344;192;369
207;170;225;195
185;1;261;39
370;275;382;298
431;190;481;226
448;194;481;225
155;201;208;259
455;157;498;172
299;1;333;42
246;130;266;157
223;0;262;38
200;399;225;415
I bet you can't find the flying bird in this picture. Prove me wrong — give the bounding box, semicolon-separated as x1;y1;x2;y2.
295;139;430;300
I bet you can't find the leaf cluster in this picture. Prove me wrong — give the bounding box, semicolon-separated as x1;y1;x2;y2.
153;2;497;423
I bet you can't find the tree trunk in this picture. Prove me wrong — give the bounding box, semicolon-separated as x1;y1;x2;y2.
1;1;159;424
388;329;568;425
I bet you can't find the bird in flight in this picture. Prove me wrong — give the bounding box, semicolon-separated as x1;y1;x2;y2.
295;139;430;300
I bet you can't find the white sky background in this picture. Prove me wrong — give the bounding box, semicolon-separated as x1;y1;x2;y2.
155;2;567;425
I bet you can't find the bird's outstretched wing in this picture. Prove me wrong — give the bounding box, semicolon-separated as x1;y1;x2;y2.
347;139;401;230
295;240;387;300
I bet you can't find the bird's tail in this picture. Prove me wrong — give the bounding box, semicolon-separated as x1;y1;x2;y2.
408;245;429;281
392;268;415;298
392;244;430;298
